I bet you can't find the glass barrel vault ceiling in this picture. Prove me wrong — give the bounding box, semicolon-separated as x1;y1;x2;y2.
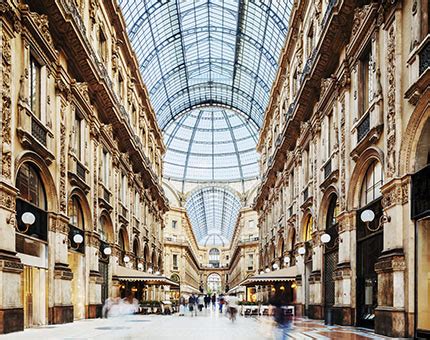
164;107;260;182
186;186;241;246
119;0;294;182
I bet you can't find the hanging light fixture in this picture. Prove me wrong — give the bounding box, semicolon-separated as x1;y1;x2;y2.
272;263;279;270
124;255;130;263
320;233;331;244
298;247;306;255
17;212;36;233
103;246;112;256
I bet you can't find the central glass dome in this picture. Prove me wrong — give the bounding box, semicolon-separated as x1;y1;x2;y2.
163;107;260;183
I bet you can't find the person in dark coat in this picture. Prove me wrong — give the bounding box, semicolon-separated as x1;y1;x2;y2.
211;294;216;309
204;294;210;308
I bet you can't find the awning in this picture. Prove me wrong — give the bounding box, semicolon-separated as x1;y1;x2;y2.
242;266;298;285
180;284;201;294
227;284;246;294
114;266;179;286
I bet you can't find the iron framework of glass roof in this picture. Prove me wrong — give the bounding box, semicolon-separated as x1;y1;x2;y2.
164;107;260;182
119;0;294;244
185;186;241;246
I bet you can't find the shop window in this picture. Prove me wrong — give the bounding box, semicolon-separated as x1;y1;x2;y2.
29;56;41;119
359;161;383;207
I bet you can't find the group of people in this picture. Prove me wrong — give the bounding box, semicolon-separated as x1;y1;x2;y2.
178;293;216;316
102;296;139;318
177;293;239;321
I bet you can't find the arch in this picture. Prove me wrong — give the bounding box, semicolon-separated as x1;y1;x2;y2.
68;195;84;230
359;160;383;208
326;194;339;230
15;152;58;212
301;213;313;242
170;274;180;283
399;88;430;174
346;147;384;210
16;162;46;210
317;186;339;231
414;118;430;171
207;272;222;292
68;188;92;231
118;227;129;252
151;249;158;269
286;226;296;251
132;236;141;257
277;237;285;258
99;211;114;243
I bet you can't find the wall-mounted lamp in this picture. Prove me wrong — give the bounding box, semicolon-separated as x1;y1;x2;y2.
17;212;35;233
360;209;390;232
155;271;160;275
103;246;112;256
137;263;144;270
283;256;290;264
291;283;297;289
124;255;130;263
272;263;279;270
298;246;306;255
265;267;270;273
69;231;84;250
148;267;153;273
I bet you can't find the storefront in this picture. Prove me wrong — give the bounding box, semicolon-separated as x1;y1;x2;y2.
241;266;297;306
412;164;430;338
114;266;179;303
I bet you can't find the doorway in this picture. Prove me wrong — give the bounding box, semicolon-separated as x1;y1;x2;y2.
356;198;383;329
416;218;430;337
21;266;47;328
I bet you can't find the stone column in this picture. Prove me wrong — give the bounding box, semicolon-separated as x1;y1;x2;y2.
0;181;24;333
332;212;354;325
308;232;323;319
86;232;102;318
374;177;409;337
48;214;74;325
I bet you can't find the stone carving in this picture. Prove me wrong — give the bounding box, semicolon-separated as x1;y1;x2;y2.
93;140;98;230
1;35;12;179
340;98;346;210
386;24;396;178
29;11;54;48
59;103;67;213
351;4;372;37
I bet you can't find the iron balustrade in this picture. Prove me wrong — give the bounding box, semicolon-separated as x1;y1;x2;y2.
31;118;47;146
419;39;430;75
357;113;370;143
324;159;332;179
303;187;309;202
76;161;86;182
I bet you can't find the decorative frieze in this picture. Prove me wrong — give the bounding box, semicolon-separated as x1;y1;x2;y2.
1;33;12;179
386;23;397;178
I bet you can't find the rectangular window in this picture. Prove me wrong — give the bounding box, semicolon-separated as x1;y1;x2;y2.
118;73;124;100
134;192;139;217
98;29;107;62
102;150;109;185
29;56;41;118
121;174;127;204
359;45;372;116
172;254;178;269
327;113;333;158
247;254;254;270
75;113;82;160
172;220;177;229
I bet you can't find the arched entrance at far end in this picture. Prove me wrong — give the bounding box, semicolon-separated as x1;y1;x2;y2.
207;273;222;293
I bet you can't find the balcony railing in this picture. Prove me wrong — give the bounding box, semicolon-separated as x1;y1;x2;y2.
419;38;430;75
357;112;370;143
324;159;332;179
76;161;86;181
31;118;47;146
303;187;309;202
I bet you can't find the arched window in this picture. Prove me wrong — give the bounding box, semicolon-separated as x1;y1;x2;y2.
16;163;46;209
303;215;313;242
133;238;140;269
207;273;221;293
209;248;220;268
99;215;113;242
68;196;84;230
359;161;383;207
118;228;127;266
326;195;339;230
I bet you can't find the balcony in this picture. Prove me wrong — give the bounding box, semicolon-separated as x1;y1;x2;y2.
68;155;90;193
406;34;430;104
98;183;112;211
17;104;54;164
350;102;383;160
320;155;339;191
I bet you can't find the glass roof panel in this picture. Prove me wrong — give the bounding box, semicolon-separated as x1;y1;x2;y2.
163;107;259;183
119;0;294;130
186;186;241;246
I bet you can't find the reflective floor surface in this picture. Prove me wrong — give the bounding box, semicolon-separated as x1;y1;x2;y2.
1;308;401;339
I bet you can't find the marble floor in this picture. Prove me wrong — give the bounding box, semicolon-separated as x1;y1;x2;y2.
0;308;403;340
